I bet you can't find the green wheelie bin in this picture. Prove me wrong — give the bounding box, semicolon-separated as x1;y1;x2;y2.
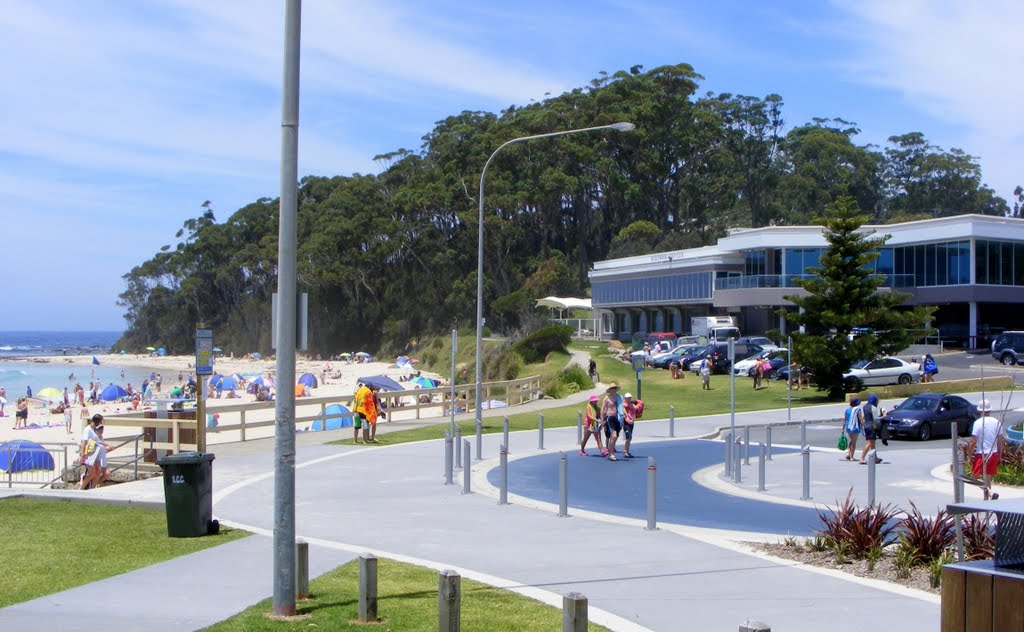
156;452;219;537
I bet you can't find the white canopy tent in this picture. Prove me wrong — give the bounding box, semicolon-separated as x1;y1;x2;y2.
535;296;592;312
536;297;597;338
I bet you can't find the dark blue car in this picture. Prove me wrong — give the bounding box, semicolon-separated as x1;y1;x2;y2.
881;393;979;441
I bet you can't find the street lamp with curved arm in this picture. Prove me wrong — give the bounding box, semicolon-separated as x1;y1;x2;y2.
474;122;635;431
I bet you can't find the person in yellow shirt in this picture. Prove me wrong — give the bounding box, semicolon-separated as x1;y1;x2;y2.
353;383;373;444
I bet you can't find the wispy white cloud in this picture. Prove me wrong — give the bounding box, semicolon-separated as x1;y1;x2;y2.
831;0;1024;194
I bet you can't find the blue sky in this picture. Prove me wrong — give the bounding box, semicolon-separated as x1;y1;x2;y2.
3;0;1021;331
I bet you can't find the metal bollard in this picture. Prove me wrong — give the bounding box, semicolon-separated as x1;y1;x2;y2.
646;457;658;530
558;452;569;517
757;442;766;492
800;419;807;449
444;431;453;485
743;425;751;465
577;410;583;445
766;425;773;461
438;570;461;632
358;554;378;622
733;436;742;484
462;440;472;494
800;445;811;500
503;416;510;454
669;405;675;438
724;431;733;477
538;413;545;450
295;539;309;599
951;433;962;503
499;444;509;505
867;449;877;506
454;426;462;470
955;451;965;503
563;592;588;632
475;420;482;461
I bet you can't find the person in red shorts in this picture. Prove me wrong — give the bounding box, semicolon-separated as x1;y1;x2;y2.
967;399;1005;500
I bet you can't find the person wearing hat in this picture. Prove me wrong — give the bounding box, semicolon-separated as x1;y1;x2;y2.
580;394;607;457
622;392;637;458
700;354;714;390
859;394;885;464
968;399;1005;500
844;397;863;461
601;383;624;460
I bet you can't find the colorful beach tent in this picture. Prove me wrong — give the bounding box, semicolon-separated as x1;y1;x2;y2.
156;348;167;356
252;352;262;359
100;384;128;401
297;373;318;388
359;375;403;391
310;404;352;431
0;440;55;473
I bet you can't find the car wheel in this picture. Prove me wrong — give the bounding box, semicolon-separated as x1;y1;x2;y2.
917;422;932;441
898;373;912;385
1002;353;1017;366
766;369;779;380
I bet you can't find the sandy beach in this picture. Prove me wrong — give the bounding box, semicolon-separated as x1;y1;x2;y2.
0;353;448;450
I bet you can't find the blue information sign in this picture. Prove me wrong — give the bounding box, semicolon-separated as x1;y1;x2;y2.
195;329;214;376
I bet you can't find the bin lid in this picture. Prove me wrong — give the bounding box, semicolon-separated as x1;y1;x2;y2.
156;451;216;466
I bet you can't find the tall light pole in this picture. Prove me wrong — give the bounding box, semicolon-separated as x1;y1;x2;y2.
475;122;635;430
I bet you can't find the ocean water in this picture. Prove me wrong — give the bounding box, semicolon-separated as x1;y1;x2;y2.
0;330;122;358
0;331;161;405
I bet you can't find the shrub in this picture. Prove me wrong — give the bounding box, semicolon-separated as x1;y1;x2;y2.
560;365;593;391
894;540;914;579
962;514;996;561
930;549;954;588
511;324;573;364
817;491;898;558
898;502;955;564
995;443;1024;485
865;545;883;572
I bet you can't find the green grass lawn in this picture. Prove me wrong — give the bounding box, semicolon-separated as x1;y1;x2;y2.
0;497;248;608
332;341;829;448
203;556;610;631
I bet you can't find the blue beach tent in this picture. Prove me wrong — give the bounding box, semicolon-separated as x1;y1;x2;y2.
0;440;55;473
100;384;128;401
310;404;352;431
298;373;318;389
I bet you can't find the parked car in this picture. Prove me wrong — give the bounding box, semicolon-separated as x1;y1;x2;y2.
731;350;788;378
649;345;704;369
843;357;919;389
992;331;1024;365
881;393;979;441
736;336;782;352
691;342;763;374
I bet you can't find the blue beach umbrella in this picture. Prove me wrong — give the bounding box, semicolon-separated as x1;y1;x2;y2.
156;348;167;356
298;373;318;388
359;375;403;391
411;376;434;389
100;384;128;401
0;440;55;473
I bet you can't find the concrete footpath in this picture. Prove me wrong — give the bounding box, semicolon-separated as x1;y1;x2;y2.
4;390;1007;631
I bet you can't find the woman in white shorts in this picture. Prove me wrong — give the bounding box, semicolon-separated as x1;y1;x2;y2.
79;414;111;490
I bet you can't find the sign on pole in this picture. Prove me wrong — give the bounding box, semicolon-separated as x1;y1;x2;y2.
195;329;214;376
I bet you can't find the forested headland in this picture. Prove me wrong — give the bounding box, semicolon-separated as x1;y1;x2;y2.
115;63;1013;357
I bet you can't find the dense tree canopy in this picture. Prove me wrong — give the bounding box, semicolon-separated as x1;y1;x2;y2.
115;63;1009;357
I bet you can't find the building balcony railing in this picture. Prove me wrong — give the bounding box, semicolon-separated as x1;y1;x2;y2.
714;274;916;291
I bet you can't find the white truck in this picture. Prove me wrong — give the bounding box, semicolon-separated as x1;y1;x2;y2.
690;316;740;343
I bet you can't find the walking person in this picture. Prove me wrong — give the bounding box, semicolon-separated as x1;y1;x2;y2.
622;392;637;458
580;395;607;457
844;397;863;461
700;355;714;390
601;383;623;461
78;414;112;490
968;399;1005;500
352;382;373;444
922;354;938;383
859;394;885;464
15;397;28;429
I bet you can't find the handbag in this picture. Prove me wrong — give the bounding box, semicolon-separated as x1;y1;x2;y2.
837;433;848;451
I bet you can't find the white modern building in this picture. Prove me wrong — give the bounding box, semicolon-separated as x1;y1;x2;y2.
588;214;1024;347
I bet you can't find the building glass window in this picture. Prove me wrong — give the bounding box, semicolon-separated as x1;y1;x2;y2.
591;270;715;306
745;251;766;276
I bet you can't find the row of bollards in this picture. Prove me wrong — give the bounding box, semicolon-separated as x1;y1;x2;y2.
440;568;593;632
